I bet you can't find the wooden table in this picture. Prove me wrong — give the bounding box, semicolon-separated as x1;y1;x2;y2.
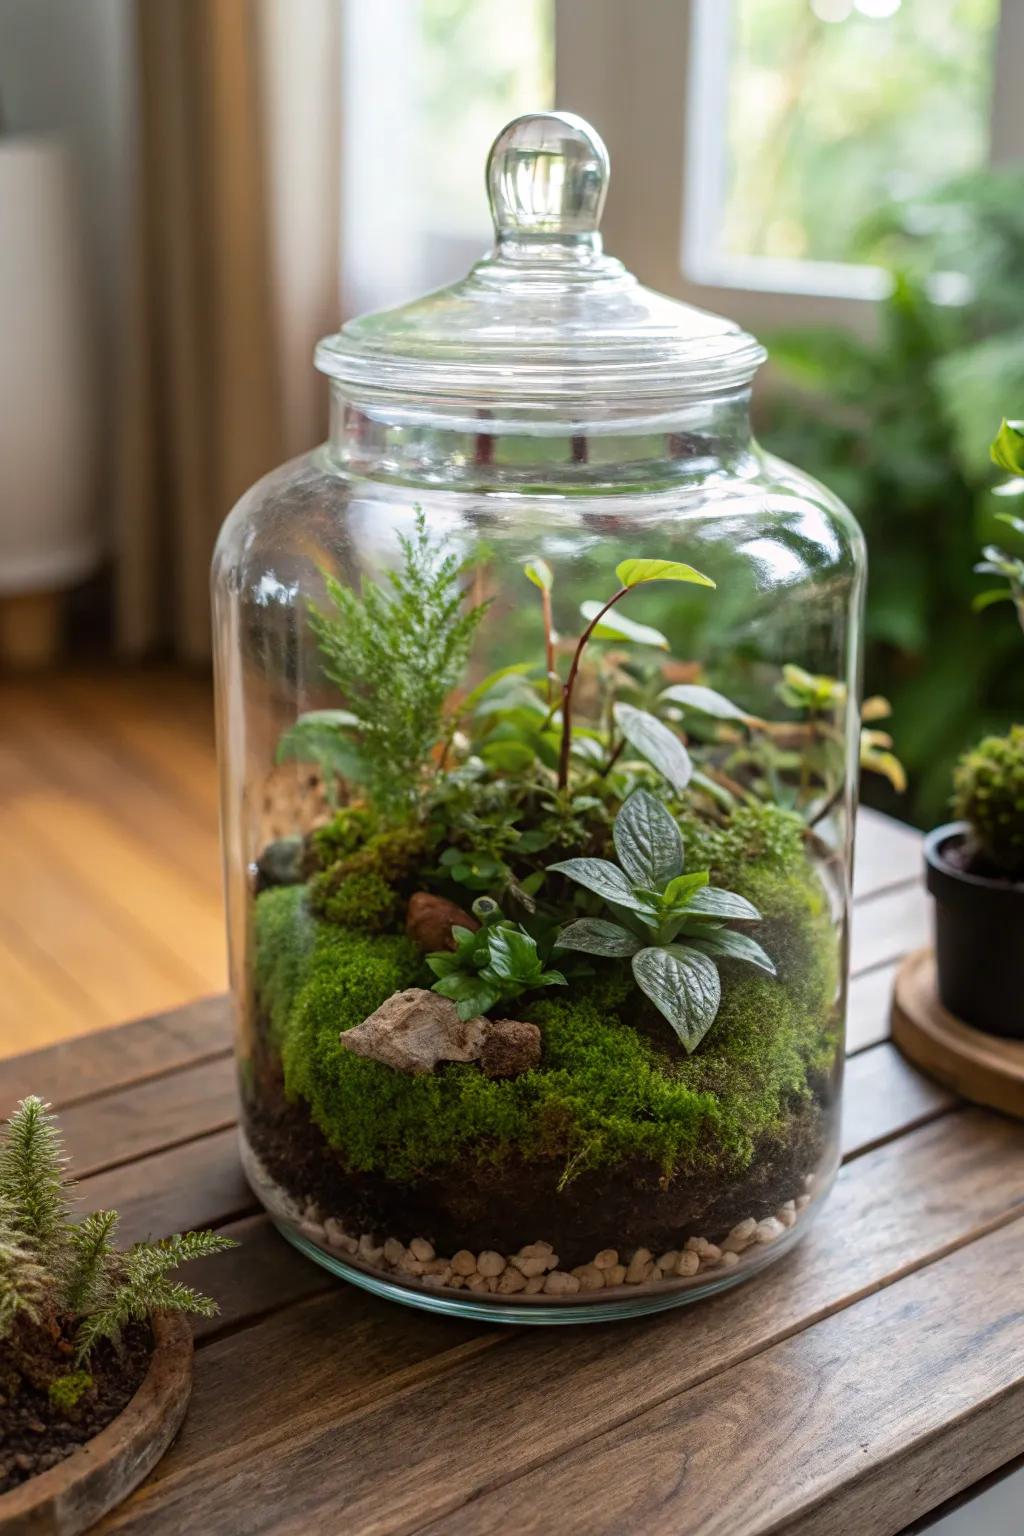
3;809;1022;1535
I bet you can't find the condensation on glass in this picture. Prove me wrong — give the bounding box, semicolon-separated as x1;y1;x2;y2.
213;112;865;1321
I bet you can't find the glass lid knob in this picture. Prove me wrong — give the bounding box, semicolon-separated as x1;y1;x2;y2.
486;111;609;247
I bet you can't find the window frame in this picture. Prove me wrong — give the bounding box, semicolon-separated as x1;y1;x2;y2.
555;0;1022;334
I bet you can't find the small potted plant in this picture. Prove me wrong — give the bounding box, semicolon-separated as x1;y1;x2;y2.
924;419;1024;1037
0;1097;234;1534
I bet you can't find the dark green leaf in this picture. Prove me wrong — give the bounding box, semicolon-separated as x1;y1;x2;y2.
613;704;693;793
612;789;684;887
685;886;761;921
554;919;642;958
630;945;721;1052
546;857;646;909
688;929;777;975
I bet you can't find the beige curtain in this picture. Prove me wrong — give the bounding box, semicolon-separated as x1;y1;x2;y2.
116;0;339;662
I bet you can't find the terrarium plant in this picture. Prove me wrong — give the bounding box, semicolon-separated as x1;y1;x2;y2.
922;417;1024;1037
0;1097;234;1496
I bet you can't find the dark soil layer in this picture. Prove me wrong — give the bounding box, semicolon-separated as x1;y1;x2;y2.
246;1041;836;1269
0;1321;152;1495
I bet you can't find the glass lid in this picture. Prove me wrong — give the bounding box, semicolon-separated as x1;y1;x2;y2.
316;112;766;416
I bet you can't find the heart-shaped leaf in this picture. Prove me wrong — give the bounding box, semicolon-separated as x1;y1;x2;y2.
554;918;642;958
615;558;716;590
631;945;721;1052
613;704;693;794
613;789;684;888
688;928;776;975
579;602;669;650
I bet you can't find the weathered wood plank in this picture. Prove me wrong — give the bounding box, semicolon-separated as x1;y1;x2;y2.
844;961;898;1054
97;1108;1024;1535
852;807;922;901
57;1055;237;1178
841;1041;954;1158
850;880;930;977
0;996;230;1112
437;1216;1024;1536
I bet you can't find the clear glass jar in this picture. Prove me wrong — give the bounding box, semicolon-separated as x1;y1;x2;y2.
213;114;864;1321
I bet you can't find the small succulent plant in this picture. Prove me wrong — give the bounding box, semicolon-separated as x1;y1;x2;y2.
952;725;1024;878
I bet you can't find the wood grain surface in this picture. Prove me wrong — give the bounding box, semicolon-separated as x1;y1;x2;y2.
4;809;1014;1536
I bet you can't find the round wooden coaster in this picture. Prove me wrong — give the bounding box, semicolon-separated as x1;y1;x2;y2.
891;948;1024;1119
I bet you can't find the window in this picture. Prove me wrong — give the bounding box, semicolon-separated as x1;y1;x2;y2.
341;0;553;315
557;0;1020;324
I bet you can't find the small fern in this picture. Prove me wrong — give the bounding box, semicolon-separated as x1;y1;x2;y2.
0;1097;71;1262
307;510;487;817
0;1098;236;1370
73;1231;234;1364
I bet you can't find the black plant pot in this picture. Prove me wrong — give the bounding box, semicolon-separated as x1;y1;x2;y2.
924;821;1024;1039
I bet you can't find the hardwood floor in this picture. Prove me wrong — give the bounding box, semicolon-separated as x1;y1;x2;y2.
0;668;225;1058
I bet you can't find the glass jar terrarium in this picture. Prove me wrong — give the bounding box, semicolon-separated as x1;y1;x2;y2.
213;113;864;1321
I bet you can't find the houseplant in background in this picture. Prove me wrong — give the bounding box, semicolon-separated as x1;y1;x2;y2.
0;1097;233;1533
922;419;1024;1039
764;167;1024;828
214;113;867;1323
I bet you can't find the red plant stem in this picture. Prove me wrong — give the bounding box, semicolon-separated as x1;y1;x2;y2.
541;586;556;704
557;586;629;791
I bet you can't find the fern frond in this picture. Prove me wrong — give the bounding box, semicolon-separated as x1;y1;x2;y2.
63;1210;119;1314
74;1229;236;1364
0;1097;72;1260
308;510;487;816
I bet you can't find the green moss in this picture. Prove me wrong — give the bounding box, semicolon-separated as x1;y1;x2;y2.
252;799;841;1186
953;725;1024;875
304;807;376;874
48;1371;93;1413
308;869;403;932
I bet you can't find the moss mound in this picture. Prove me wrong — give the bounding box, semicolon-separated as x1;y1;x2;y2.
251;800;840;1186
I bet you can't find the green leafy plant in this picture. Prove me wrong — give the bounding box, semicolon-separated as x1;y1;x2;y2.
765;169;1024;824
0;1098;235;1371
427;897;566;1020
976;418;1024;630
550;790;774;1051
279;511;486;815
952;725;1024;878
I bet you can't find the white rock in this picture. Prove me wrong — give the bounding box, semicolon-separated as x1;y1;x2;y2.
338;989;488;1075
796;1193;811;1211
323;1217;348;1247
604;1264;627;1287
477;1250;505;1278
524;1274;546;1294
719;1250;740;1269
625;1248;653;1285
756;1217;786;1244
466;1273;489;1292
593;1248;619;1270
543;1270;581;1296
657;1250;679;1273
685;1236;709;1255
511;1254;549;1279
776;1205;797;1229
676;1250;700;1277
497;1267;527;1294
299;1220;326;1245
571;1264;605;1292
699;1243;722;1264
451;1249;477;1276
409;1237;435;1262
383;1236;406;1267
448;1275;466;1289
358;1233;384;1265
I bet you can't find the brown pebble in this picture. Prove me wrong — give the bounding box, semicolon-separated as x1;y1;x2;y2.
409;1237;435;1261
451;1249;477;1276
593;1248;619;1270
477;1250;505;1278
604;1263;627;1287
571;1263;605;1291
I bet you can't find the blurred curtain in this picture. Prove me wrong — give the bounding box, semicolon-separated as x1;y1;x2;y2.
116;0;339;662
